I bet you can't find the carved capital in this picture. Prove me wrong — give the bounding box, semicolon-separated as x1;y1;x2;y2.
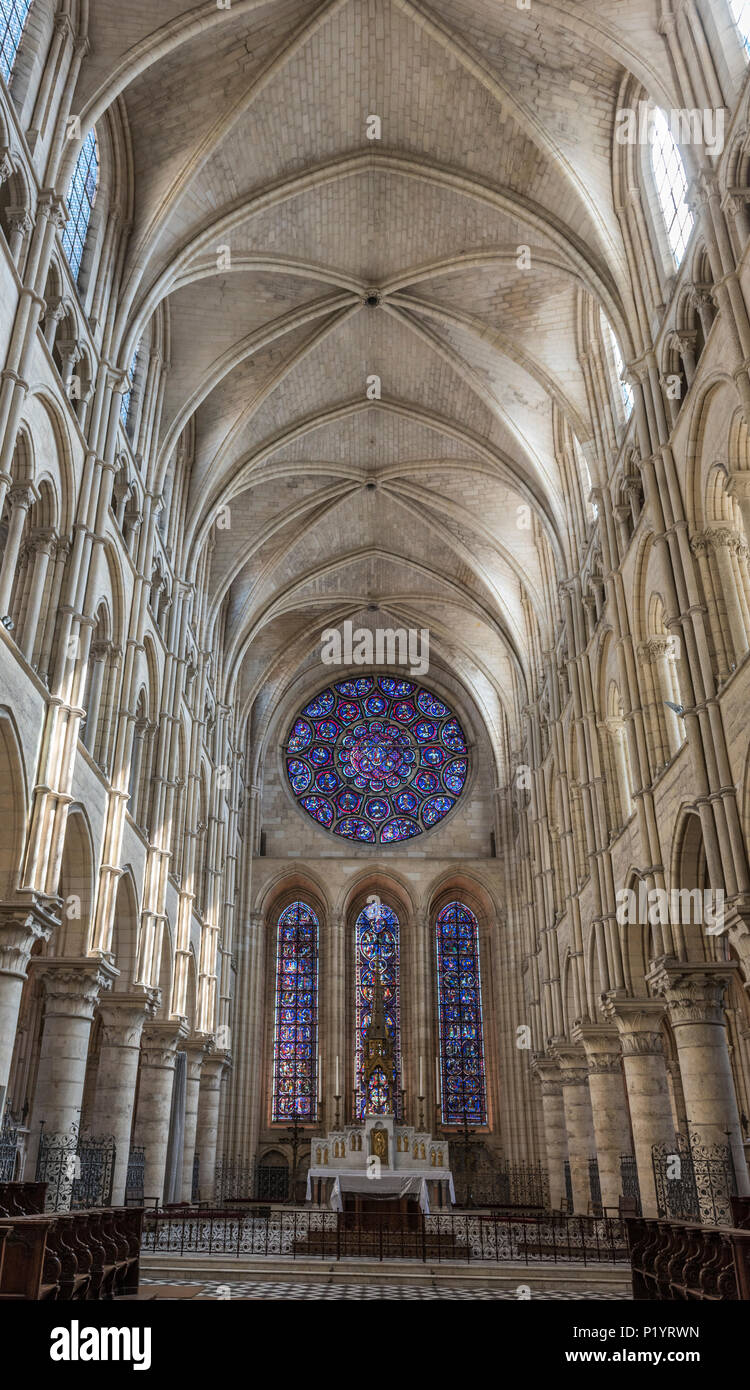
32;956;118;1020
140;1018;189;1068
572;1022;624;1074
602;995;667;1057
97;988;159;1048
646;959;737;1027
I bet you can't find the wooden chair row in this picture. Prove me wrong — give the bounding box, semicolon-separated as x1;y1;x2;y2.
0;1206;143;1300
0;1181;47;1216
626;1216;750;1300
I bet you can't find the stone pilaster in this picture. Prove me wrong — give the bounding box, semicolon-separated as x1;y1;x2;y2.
87;989;159;1203
133;1019;189;1205
573;1022;632;1212
530;1054;568;1210
554;1044;596;1214
647;959;750;1194
603;996;675;1217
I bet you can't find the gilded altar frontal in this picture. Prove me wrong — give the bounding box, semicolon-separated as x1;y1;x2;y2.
0;0;749;1359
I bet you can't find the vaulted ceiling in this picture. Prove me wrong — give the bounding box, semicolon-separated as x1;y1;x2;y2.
76;0;678;757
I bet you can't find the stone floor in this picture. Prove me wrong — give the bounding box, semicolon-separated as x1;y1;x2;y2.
140;1275;631;1300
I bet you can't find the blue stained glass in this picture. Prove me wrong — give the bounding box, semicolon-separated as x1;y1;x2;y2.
288;719;312;752
315;770;340;793
272;901;318;1121
316;719;340;740
287;759;312;794
286;677;468;843
436;902;486;1126
61;129;99;282
381;817;420;842
441;719;467;752
334;816;374;842
0;0;31;84
120;342;141;429
335;701;361;724
355;903;400;1116
300;795;333;827
379;676;415;697
303;689;335;717
335;677;373;696
422;795;455;826
443;758;468;794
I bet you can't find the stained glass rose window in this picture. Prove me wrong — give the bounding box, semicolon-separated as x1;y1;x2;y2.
285;675;468;844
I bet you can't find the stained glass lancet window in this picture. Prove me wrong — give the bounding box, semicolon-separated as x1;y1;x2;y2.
601;310;633;419
649;107;694;267
436;902;487;1126
355;902;400;1117
61;129;99;282
0;0;31;83
285;675;468;843
272;901;318;1122
730;0;750;56
120;342;141;429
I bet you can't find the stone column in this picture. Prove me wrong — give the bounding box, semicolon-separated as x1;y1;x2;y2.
133;1019;188;1205
0;899;55;1111
647;960;750;1194
573;1022;633;1212
26;957;117;1180
531;1054;569;1210
554;1044;596;1214
180;1037;209;1202
603;997;675;1217
0;483;35;618
194;1052;229;1203
87;989;159;1204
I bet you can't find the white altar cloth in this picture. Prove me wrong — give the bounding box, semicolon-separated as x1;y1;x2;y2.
305;1168;455;1214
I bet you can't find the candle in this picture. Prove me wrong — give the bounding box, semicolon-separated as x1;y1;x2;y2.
435;1056;440;1104
335;1054;340;1095
419;1055;424;1097
317;1064;322;1104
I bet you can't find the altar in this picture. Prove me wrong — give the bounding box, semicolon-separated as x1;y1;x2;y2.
305;1114;455;1213
307;968;455;1214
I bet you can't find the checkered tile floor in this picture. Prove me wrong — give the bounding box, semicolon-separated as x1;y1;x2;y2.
141;1276;629;1300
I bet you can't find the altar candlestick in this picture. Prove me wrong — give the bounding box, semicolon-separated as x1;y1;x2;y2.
335;1054;340;1096
419;1055;424;1097
435;1056;440;1104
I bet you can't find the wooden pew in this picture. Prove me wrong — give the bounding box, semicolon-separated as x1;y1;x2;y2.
0;1206;143;1300
0;1181;47;1215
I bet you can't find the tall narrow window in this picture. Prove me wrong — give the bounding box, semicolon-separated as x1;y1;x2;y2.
0;0;31;83
436;901;487;1126
272;901;319;1122
61;129;99;283
650;107;694;267
730;0;750;55
120;342;141;429
355;902;400;1117
601;310;633;418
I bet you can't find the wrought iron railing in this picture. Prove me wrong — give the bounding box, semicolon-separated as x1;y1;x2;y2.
141;1208;629;1264
652;1132;736;1226
35;1125;115;1211
588;1156;602;1209
126;1145;146;1206
620;1153;642;1215
0;1110;19;1182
